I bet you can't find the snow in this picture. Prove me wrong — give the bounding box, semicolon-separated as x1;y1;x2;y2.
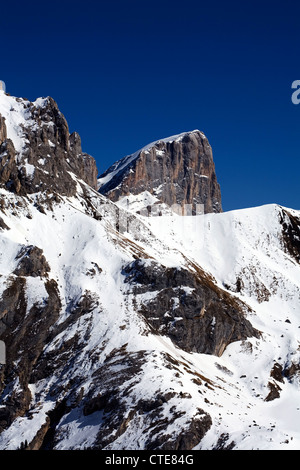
54;408;105;450
115;190;176;217
0;93;37;155
0;94;53;159
33;97;49;109
24;162;35;178
116;191;160;211
0;193;298;450
0;399;54;450
134;203;300;449
0;153;298;450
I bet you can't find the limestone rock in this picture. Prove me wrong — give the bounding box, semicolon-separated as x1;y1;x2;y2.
0;95;98;196
98;130;222;214
13;245;50;278
123;259;260;356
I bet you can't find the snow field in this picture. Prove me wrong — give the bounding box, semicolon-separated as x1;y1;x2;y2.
0;177;299;449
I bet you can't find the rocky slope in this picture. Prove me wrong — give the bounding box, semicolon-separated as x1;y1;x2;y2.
0;94;97;196
98;130;222;214
0;91;299;451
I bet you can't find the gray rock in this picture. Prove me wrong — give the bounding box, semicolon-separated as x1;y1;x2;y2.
99;130;222;214
0;276;61;431
0;97;98;196
13;245;50;278
279;207;300;264
0;115;7;144
123;259;260;356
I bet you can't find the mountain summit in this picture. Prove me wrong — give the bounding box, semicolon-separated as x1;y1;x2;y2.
0;92;97;196
0;93;299;451
98;130;222;214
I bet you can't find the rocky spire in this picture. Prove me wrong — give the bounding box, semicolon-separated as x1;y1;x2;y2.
98;130;222;214
0;94;98;196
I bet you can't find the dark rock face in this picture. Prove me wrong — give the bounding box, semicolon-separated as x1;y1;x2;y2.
0;115;6;144
13;245;50;278
99;130;222;214
0;96;98;196
0;274;61;431
279;208;300;264
123;259;260;356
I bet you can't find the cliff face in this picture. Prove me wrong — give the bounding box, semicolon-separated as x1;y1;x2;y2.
98;130;222;214
0;94;97;196
123;259;259;356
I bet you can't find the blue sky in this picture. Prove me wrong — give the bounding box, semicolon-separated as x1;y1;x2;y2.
1;0;299;211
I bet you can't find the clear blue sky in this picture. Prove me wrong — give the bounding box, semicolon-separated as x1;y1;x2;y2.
1;0;299;211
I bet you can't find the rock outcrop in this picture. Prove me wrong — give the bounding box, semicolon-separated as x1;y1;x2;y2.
0;95;98;196
123;259;260;356
98;130;222;214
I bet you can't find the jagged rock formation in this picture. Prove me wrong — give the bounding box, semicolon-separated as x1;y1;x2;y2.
123;259;259;356
98;130;222;214
0;95;97;196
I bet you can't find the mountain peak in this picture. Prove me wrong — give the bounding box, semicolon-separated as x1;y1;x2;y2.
0;94;97;196
98;129;222;214
0;93;300;451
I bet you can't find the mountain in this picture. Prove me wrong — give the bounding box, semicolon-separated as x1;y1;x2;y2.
0;91;299;451
0;94;97;197
98;130;222;215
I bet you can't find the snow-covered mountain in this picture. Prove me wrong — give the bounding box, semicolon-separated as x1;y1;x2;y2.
0;91;299;450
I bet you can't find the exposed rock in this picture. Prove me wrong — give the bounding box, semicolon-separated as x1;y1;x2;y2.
98;130;222;214
0;216;9;231
0;276;27;337
146;409;212;451
0;276;61;431
0;115;7;144
265;381;282;401
70;348;212;451
0;139;18;190
283;361;300;382
123;259;260;356
25;418;51;450
279;208;300;264
212;433;236;450
0;96;98;196
270;362;284;383
13;245;50;278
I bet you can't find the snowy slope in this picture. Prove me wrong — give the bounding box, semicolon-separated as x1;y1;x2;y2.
0;182;212;450
138;204;300;449
0;91;47;156
0;92;299;451
0;183;299;450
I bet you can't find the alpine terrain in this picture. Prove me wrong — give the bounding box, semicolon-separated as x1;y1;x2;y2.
0;90;299;451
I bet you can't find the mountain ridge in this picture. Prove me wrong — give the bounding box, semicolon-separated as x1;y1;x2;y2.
0;92;299;450
0;93;97;196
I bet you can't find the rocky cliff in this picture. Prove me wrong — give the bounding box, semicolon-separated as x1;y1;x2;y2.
0;94;97;196
98;130;222;214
